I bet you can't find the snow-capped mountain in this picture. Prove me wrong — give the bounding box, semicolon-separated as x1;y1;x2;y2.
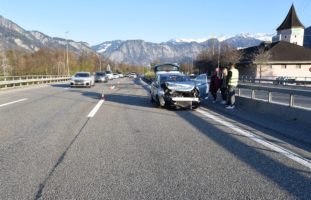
167;33;272;44
5;14;307;67
92;34;271;65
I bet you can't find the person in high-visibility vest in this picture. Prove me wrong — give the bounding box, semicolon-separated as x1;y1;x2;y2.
226;63;239;109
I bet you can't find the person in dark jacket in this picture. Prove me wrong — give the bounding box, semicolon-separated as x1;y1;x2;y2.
209;71;220;103
220;67;228;104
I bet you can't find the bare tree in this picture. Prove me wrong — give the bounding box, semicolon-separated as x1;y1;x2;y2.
254;47;272;79
194;44;242;75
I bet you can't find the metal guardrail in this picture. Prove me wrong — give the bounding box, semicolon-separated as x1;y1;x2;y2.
240;76;311;87
0;75;70;89
237;83;311;109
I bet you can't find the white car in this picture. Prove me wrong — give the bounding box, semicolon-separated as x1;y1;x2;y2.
128;72;137;78
105;71;114;80
113;73;120;79
70;72;95;88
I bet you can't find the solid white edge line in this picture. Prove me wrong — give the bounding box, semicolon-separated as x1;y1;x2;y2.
87;99;104;118
196;108;311;170
0;98;28;108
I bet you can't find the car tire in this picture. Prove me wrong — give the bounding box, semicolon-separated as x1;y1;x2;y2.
150;92;155;103
150;95;155;103
191;102;200;110
155;95;161;107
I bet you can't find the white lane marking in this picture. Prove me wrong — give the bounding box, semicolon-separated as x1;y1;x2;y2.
196;108;311;170
87;99;104;118
0;98;28;108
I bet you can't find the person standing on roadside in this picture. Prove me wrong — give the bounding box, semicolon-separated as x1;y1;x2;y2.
226;63;239;109
209;71;220;103
220;67;228;105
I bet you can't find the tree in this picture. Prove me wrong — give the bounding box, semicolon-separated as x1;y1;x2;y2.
219;44;242;68
194;44;242;75
254;48;272;79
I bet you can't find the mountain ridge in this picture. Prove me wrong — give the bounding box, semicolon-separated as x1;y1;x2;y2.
0;15;92;54
91;35;268;66
2;15;310;66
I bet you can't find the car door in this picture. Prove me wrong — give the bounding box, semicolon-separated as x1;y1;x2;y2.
151;75;160;99
195;74;209;99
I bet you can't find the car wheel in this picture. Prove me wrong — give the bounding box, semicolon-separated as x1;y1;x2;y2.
150;91;155;103
159;96;166;107
150;95;155;103
155;95;161;107
191;102;200;110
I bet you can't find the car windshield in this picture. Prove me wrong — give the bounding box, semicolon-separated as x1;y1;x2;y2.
96;72;105;76
154;64;179;72
160;74;190;84
75;73;90;77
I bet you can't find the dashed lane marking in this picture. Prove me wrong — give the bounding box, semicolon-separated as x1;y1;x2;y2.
87;99;105;118
0;98;28;108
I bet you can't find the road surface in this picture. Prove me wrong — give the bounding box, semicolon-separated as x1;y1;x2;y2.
0;78;310;199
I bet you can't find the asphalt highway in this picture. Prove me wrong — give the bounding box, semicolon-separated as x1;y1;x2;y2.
0;78;310;199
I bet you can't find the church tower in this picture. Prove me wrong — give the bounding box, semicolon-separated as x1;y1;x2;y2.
272;4;305;46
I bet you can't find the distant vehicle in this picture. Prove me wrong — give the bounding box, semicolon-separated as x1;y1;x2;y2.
105;71;114;80
117;73;124;78
274;76;296;85
189;74;198;80
113;73;120;79
70;72;95;88
95;72;108;83
128;72;137;78
150;63;207;109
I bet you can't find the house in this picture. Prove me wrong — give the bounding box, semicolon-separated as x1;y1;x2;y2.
237;4;311;80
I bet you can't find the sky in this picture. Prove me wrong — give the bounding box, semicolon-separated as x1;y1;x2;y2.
1;0;311;45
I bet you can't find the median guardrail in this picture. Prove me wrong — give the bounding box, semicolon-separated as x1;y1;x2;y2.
240;76;311;87
237;83;311;109
0;75;70;89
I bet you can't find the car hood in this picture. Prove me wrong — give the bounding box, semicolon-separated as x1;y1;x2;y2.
165;81;195;92
72;77;91;81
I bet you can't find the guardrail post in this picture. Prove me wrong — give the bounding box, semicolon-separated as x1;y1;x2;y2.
238;88;241;96
4;77;7;88
268;91;272;103
289;94;294;107
251;90;255;99
305;77;307;87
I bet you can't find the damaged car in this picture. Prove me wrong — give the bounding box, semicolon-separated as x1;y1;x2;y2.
150;63;208;109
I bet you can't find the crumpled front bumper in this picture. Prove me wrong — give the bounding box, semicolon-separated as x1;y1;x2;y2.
171;97;199;102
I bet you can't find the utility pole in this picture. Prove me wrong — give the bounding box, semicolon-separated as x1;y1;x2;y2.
212;39;214;56
217;41;220;76
191;56;193;74
65;31;70;76
96;54;102;71
188;59;190;75
99;57;102;71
